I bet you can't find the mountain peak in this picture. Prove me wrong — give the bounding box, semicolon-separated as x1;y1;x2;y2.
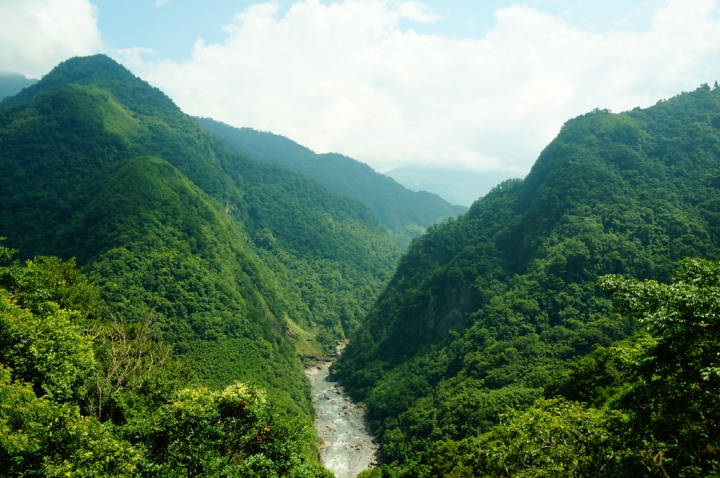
1;55;179;117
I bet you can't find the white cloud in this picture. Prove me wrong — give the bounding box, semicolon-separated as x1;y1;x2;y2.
155;0;172;6
122;0;720;173
397;2;444;24
0;0;103;78
117;47;156;64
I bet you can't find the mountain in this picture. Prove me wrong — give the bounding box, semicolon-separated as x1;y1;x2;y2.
336;88;720;475
196;118;467;249
0;54;401;429
386;165;521;206
0;72;37;100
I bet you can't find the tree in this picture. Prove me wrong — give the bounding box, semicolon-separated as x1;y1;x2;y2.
477;399;620;478
0;365;139;476
86;313;193;423
127;382;333;477
598;258;720;476
0;289;95;402
0;249;101;319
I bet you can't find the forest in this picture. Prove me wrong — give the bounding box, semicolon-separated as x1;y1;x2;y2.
0;55;410;476
0;244;332;476
195;117;466;250
1;53;720;477
338;85;720;476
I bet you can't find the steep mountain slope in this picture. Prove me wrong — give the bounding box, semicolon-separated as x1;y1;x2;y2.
335;87;720;473
0;246;332;476
0;55;401;419
196;118;467;249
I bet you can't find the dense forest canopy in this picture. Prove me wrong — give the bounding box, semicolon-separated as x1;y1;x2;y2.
338;85;720;476
0;53;401;349
0;54;404;475
0;245;333;476
2;53;720;477
196;117;466;249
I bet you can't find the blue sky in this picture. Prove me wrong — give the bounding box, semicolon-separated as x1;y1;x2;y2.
1;0;719;175
94;0;666;62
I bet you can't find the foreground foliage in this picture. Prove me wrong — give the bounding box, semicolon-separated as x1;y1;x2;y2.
597;259;720;475
479;259;720;477
360;258;720;477
0;244;331;476
128;384;324;477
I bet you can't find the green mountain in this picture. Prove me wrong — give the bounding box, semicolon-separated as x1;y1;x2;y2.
336;88;720;475
0;72;37;100
196;118;467;249
0;54;400;431
0;247;334;476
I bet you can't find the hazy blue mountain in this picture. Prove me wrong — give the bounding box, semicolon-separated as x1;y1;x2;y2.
386;165;522;206
0;72;37;100
195;118;467;249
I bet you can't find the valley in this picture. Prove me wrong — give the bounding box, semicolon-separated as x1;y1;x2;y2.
307;357;378;477
0;53;719;477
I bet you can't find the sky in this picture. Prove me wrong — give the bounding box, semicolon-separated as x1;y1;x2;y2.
2;0;720;175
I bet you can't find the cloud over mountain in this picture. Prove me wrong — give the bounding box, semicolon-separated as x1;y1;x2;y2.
119;0;720;173
0;0;102;78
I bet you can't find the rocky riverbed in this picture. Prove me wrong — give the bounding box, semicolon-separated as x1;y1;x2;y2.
306;360;378;477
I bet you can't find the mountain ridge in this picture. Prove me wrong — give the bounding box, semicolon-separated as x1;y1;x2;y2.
196;117;467;249
336;86;720;475
0;72;37;101
0;54;400;419
386;165;520;206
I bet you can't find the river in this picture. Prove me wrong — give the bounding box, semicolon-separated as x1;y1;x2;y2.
306;360;378;477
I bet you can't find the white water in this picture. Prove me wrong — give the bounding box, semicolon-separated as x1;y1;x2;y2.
306;361;378;477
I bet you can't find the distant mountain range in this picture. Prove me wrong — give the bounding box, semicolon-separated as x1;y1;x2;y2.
386;165;522;207
196;118;467;249
0;72;37;100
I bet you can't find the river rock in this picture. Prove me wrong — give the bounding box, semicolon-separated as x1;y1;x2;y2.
308;354;375;477
345;441;363;452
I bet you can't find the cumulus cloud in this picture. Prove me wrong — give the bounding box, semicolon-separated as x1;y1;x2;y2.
0;0;103;78
397;2;444;23
122;0;720;173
